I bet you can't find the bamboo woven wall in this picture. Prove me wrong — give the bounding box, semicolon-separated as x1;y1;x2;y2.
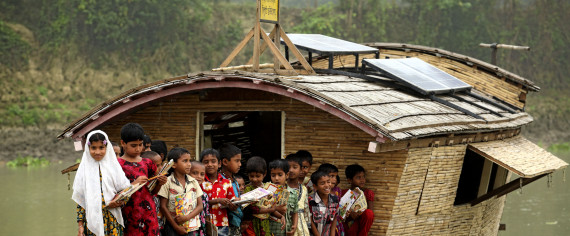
100;88;408;235
386;145;506;235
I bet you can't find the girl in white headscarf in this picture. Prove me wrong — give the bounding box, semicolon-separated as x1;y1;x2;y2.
72;130;147;236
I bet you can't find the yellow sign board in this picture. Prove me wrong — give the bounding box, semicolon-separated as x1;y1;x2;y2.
260;0;279;23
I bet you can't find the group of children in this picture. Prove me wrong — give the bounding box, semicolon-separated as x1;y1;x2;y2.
72;122;374;236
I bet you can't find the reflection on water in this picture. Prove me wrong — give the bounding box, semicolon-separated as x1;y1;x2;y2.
0;163;77;236
1;154;568;236
499;166;570;235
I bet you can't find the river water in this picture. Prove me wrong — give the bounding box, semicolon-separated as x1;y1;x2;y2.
0;154;568;235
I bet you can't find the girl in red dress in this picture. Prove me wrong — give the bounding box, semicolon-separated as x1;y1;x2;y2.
119;123;168;236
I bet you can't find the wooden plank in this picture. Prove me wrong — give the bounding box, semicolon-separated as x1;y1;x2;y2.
477;159;493;197
259;27;294;70
253;21;261;71
471;174;546;206
246;27;276;65
274;24;281;72
279;27;316;74
220;27;255;68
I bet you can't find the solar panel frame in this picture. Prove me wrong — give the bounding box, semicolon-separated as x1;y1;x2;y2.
280;34;378;55
363;58;472;95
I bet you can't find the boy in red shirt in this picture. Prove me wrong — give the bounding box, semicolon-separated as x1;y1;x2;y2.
342;164;374;236
200;148;237;236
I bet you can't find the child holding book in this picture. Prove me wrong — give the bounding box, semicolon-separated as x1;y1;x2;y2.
200;148;237;236
309;171;339;236
242;156;274;236
189;161;211;236
158;148;204;236
118;123;168;236
268;159;294;236
218;143;244;235
73;130;147;236
285;154;309;236
341;164;374;236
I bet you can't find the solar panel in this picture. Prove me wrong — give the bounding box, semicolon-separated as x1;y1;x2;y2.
282;34;378;55
363;58;472;95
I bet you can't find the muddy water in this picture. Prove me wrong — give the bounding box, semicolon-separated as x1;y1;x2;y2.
0;162;77;235
0;156;568;236
498;157;570;236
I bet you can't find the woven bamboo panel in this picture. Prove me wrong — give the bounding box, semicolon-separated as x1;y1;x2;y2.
100;89;410;235
469;136;568;177
387;145;507;236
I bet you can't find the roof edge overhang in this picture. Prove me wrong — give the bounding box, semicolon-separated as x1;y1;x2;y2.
469;136;568;178
57;72;390;142
365;42;540;92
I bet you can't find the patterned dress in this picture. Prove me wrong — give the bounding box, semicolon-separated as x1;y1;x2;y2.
294;185;310;236
242;184;271;236
119;158;160;236
77;170;123;236
268;185;290;236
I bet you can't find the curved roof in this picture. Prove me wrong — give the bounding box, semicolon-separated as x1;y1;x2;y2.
58;69;533;142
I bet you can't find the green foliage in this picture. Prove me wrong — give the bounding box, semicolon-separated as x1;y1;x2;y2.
549;143;570;154
2;103;74;126
0;20;30;70
6;156;50;167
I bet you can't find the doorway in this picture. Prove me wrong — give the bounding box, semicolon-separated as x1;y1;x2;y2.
199;111;283;182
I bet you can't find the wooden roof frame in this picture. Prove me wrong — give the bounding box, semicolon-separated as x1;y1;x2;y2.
218;0;314;76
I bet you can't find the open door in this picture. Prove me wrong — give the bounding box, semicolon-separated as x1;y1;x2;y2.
199;111;283;182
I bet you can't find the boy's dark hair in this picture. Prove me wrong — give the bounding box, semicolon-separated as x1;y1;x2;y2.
218;143;241;161
120;123;145;143
345;164;366;179
247;156;267;174
200;148;220;162
167;147;191;174
143;134;152;147
88;132;106;144
111;142;119;147
234;174;244;181
268;159;289;173
335;175;340;186
317;163;339;174
285;153;303;166
150;140;168;161
190;160;204;168
141;151;160;159
311;170;329;185
296;150;313;164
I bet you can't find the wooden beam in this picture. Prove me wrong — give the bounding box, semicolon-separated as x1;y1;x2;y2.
274;24;281;72
259;27;294;70
220;27;255;68
478;159;494;197
253;21;261;71
246;27;276;65
471;174;546;206
279;27;315;74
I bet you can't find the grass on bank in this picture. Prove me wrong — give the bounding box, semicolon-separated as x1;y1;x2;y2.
6;156;50;167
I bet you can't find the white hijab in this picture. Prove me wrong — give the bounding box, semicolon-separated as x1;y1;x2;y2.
72;130;132;236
